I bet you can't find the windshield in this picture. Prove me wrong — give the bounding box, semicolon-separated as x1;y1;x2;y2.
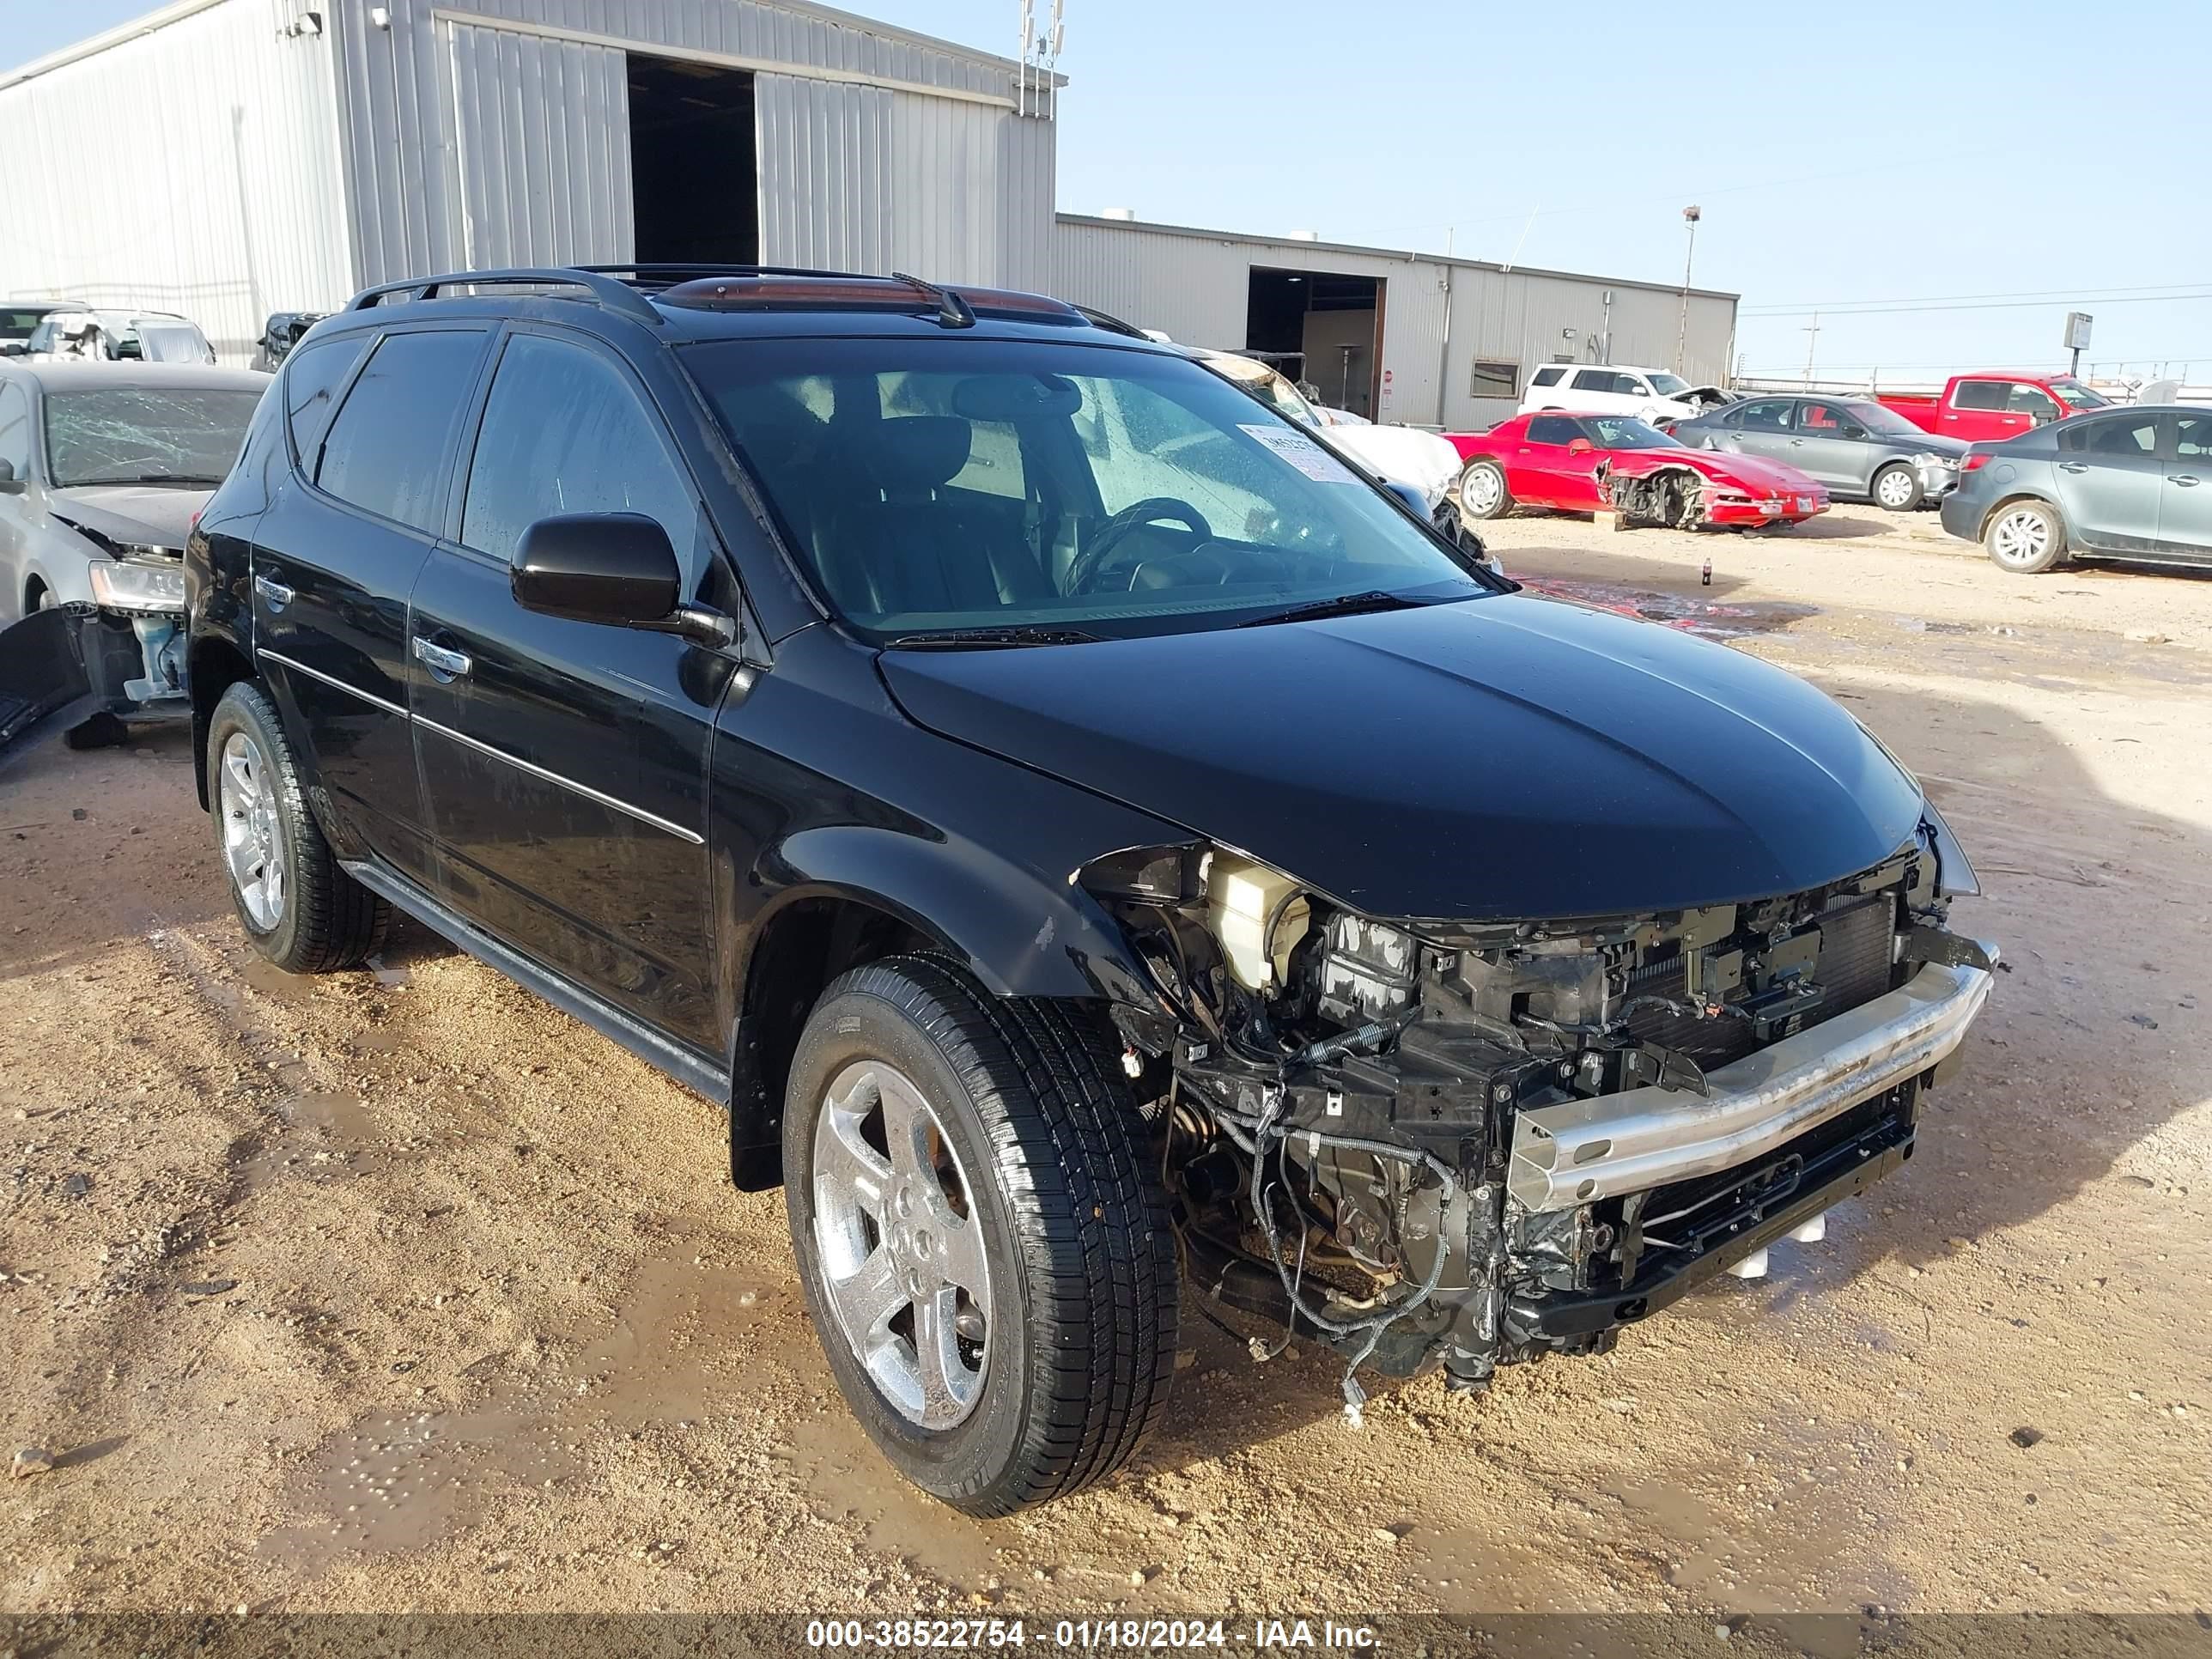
2050;379;2112;410
135;325;207;364
1646;372;1692;398
45;386;262;486
1584;416;1683;451
688;337;1488;642
1238;365;1322;428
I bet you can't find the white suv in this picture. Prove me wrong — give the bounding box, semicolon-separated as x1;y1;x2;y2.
1522;363;1701;423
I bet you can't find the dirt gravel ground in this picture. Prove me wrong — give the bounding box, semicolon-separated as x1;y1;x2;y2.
3;502;2209;1634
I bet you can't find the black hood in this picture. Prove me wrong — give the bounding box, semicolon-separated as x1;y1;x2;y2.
48;484;210;550
878;594;1927;922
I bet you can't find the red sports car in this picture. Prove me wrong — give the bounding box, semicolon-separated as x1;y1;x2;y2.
1450;411;1830;531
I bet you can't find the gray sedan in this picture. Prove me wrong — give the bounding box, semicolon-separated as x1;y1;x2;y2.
1938;405;2212;574
1669;395;1968;510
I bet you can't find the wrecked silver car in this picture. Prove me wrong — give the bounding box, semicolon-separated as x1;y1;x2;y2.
0;360;266;746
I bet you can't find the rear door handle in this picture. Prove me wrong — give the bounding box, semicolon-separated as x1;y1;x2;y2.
253;574;295;610
2058;462;2088;473
411;636;473;679
2172;475;2201;487
1788;438;1804;447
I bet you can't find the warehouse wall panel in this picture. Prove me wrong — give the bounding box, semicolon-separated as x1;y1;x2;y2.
333;0;1054;289
0;0;353;364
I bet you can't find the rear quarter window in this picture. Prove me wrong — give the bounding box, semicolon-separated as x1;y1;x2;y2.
281;335;369;469
1530;366;1565;389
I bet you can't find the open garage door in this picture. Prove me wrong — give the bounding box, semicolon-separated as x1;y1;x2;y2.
1247;267;1384;420
628;55;759;266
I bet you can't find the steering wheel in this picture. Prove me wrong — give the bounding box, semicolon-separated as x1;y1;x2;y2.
1063;496;1213;595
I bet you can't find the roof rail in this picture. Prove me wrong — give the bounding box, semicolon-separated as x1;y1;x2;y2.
344;268;664;327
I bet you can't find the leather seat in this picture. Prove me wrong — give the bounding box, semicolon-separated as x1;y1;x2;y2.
812;416;1053;617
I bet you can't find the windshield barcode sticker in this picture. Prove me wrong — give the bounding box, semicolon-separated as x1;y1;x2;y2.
1238;423;1358;483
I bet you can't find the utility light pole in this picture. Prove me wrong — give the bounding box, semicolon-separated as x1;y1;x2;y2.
1674;204;1700;374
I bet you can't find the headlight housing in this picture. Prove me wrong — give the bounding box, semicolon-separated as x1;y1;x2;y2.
88;557;185;613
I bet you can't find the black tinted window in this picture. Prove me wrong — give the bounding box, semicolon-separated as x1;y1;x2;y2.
2176;415;2212;459
460;334;701;572
1530;366;1565;388
1527;416;1583;446
2059;417;2158;457
1568;368;1612;392
1738;398;1795;432
1952;380;2010;411
282;335;368;469
316;330;485;532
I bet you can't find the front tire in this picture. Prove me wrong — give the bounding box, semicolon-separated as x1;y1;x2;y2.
1458;458;1513;520
1984;499;2064;574
1872;462;1923;511
783;956;1179;1516
205;681;388;973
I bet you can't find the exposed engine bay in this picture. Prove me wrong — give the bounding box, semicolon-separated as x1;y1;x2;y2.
1086;829;1996;1415
1595;459;1709;530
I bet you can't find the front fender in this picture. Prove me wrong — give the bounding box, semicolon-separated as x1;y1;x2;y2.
758;823;1159;1008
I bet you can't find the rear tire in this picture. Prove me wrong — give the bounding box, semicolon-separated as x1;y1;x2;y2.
1871;462;1923;511
1983;498;2064;574
783;955;1179;1516
205;681;389;973
1458;459;1513;520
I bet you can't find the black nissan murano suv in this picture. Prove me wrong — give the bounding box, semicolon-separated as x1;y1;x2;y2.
184;265;1996;1515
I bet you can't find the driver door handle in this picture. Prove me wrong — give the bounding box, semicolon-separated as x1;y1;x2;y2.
412;636;473;679
253;574;295;610
2171;475;2202;487
2058;462;2088;473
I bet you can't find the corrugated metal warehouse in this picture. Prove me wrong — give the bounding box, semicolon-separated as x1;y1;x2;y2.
1054;215;1739;432
0;0;1736;432
0;0;1056;362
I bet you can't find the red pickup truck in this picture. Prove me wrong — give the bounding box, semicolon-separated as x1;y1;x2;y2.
1876;372;2114;442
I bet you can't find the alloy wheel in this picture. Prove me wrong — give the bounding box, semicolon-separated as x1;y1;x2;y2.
811;1060;991;1430
218;731;287;929
1876;469;1915;507
1462;465;1503;514
1989;507;2051;568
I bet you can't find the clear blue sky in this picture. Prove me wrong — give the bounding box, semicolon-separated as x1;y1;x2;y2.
9;0;2208;380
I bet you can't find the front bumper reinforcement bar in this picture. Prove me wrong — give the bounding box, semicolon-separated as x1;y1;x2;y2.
1507;947;1998;1212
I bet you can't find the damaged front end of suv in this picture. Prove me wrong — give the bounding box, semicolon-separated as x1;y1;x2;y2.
1080;814;1994;1412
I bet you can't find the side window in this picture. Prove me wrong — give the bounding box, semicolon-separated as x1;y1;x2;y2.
461;332;701;574
1737;398;1796;432
2058;417;2157;457
1951;380;2009;411
1569;368;1613;392
1526;415;1583;446
1799;401;1850;432
282;335;368;470
2007;382;2060;420
1529;365;1565;389
0;384;29;478
2175;415;2212;459
317;329;486;533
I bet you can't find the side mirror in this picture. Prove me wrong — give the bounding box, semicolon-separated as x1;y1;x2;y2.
1566;437;1594;456
1842;425;1868;440
0;342;23;357
1382;479;1431;517
512;513;733;647
0;458;22;494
